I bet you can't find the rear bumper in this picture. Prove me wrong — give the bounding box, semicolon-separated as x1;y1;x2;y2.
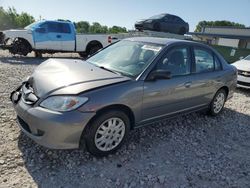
11;86;96;149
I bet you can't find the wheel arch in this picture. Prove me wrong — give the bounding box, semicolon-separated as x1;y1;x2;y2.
81;104;135;140
16;37;33;50
86;40;103;54
218;86;229;99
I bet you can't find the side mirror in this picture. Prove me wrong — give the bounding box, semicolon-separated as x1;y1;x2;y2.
35;27;46;33
147;69;171;81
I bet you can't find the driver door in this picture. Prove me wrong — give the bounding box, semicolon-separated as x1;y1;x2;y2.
142;45;195;122
33;22;61;50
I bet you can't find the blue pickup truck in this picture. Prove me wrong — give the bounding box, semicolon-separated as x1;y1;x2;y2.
0;20;113;57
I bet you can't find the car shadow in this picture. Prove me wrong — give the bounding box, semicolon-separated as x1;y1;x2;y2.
17;107;250;187
236;87;250;97
0;51;84;65
0;56;46;65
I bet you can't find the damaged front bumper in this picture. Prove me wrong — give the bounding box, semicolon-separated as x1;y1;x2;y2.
0;31;12;50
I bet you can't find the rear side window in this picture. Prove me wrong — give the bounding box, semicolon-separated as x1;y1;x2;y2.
194;48;214;73
59;23;71;33
214;55;222;71
194;47;222;73
157;46;191;76
47;22;71;33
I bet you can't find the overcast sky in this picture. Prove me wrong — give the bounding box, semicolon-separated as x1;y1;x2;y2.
1;0;250;31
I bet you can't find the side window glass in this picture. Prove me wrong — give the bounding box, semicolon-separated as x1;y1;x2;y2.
48;22;60;33
163;16;169;22
194;48;214;73
39;23;48;30
157;46;190;76
214;55;222;71
58;23;71;33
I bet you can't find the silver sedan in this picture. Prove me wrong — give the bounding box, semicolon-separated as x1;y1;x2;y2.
11;37;237;156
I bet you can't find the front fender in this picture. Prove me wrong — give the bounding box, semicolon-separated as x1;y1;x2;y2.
3;29;34;48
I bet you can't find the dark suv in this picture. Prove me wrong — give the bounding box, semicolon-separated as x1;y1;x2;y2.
135;13;189;35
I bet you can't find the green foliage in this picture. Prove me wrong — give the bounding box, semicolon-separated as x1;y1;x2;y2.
0;6;127;33
76;21;127;34
195;20;246;32
109;26;127;34
0;7;35;30
75;21;90;33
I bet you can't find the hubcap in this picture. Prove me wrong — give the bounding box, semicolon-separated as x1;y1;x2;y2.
213;93;225;113
94;117;126;151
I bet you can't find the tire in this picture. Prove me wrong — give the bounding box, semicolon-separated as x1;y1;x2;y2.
35;51;42;58
10;39;31;56
84;110;130;157
88;45;102;56
209;89;227;116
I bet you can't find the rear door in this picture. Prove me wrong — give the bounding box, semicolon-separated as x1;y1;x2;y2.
189;46;224;105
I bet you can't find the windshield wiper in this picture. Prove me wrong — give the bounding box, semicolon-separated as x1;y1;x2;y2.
99;66;122;75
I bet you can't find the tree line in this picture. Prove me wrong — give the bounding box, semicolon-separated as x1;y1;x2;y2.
0;7;127;33
195;20;246;32
0;7;246;33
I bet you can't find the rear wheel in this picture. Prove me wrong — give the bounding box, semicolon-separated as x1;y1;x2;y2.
209;89;227;116
88;45;102;56
178;27;186;35
35;51;43;58
84;110;130;157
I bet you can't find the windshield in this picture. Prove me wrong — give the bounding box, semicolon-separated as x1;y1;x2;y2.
24;21;41;29
244;55;250;61
148;14;166;19
86;40;163;78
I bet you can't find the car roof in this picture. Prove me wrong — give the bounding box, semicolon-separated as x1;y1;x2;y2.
124;37;196;46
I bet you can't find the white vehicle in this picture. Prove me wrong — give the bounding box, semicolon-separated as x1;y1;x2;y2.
0;20;113;57
232;55;250;89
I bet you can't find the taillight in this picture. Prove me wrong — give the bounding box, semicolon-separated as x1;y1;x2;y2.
108;36;112;43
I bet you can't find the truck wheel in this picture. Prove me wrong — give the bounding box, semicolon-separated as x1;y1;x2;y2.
84;110;130;157
79;52;88;59
88;45;102;56
10;38;31;56
35;51;43;58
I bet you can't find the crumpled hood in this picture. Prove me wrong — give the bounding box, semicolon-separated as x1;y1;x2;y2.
29;59;131;97
232;60;250;71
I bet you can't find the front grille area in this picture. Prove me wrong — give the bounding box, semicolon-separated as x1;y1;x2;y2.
21;82;38;104
17;116;31;133
237;81;250;87
238;70;250;77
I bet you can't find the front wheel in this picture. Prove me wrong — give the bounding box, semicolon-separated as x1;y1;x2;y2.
84;110;130;157
209;89;227;116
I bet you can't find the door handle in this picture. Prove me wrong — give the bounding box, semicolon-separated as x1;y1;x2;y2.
56;35;61;38
184;81;192;88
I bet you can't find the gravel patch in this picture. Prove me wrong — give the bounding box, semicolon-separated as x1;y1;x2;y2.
0;50;250;187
